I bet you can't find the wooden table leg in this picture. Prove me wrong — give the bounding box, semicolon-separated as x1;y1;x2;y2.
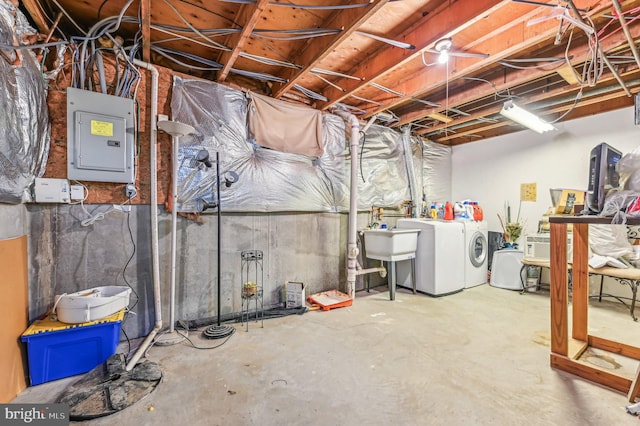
550;222;569;356
572;223;589;341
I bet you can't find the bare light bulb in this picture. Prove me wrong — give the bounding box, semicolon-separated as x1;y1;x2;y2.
438;49;449;64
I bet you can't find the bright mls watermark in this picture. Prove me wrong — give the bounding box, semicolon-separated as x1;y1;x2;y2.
0;404;68;425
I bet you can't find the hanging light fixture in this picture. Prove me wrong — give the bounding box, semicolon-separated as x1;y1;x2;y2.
500;100;555;134
434;38;452;64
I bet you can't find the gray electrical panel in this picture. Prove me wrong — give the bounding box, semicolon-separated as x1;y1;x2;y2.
67;87;135;183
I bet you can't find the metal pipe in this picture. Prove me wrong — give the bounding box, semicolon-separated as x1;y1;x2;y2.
356;266;386;276
127;59;161;372
565;0;632;96
611;0;640;71
333;109;360;299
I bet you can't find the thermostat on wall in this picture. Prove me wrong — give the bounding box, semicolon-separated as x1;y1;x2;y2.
34;178;70;203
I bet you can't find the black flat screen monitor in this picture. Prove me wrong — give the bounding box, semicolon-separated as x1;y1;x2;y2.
586;142;622;214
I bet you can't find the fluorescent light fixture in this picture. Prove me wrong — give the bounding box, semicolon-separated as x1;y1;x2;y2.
500;100;555;134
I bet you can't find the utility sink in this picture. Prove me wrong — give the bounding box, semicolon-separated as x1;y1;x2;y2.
362;228;420;262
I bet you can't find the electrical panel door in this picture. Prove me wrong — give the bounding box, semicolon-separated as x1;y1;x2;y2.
67;88;135;183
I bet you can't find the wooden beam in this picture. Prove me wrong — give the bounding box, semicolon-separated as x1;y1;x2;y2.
409;18;640;134
356;0;613;120
141;0;151;63
21;0;50;34
551;354;633;394
589;336;640;360
432;87;635;143
218;0;270;83
315;0;511;110
272;0;390;99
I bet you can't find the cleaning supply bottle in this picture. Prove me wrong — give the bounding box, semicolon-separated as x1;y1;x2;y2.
472;202;479;221
476;202;484;221
444;201;454;221
430;205;437;220
437;202;445;220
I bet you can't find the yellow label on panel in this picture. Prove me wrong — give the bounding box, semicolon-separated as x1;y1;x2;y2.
520;182;537;202
90;120;114;137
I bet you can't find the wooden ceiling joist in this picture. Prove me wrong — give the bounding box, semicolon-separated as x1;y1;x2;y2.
272;0;390;99
217;0;270;83
354;0;614;122
406;13;640;133
314;0;512;111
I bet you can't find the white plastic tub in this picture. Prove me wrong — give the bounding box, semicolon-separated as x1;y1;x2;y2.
54;286;132;324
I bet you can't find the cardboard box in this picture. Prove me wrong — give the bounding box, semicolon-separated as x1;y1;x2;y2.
282;281;305;308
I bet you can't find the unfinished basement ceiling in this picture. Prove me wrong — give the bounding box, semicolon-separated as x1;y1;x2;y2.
22;0;640;145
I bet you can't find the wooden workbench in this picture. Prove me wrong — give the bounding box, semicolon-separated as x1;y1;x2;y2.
549;216;640;401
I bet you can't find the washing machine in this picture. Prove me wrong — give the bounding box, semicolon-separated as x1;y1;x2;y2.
396;219;465;296
459;221;489;288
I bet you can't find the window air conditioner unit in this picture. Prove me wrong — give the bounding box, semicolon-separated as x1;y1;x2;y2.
523;233;573;262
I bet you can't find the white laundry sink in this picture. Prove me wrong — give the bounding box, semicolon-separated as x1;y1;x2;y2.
362;228;420;261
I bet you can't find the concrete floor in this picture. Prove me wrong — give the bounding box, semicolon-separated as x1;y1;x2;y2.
14;284;640;425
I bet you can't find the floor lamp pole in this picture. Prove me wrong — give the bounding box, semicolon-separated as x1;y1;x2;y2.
202;151;235;339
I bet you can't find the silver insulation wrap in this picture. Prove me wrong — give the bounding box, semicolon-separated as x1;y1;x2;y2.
0;2;50;203
171;77;410;212
422;139;452;205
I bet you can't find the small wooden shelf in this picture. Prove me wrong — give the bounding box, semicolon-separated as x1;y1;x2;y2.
549;216;640;402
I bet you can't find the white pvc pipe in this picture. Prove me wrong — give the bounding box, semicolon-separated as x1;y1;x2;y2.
127;59;161;371
333;110;361;299
169;135;178;333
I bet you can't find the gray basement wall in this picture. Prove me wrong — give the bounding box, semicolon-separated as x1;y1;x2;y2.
24;205;356;339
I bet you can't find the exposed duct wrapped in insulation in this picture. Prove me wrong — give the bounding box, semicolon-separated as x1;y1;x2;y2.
0;2;50;203
422;139;452;205
171;77;410;212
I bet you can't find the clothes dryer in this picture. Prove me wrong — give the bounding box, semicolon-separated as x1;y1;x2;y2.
396;219;465;296
459;221;488;288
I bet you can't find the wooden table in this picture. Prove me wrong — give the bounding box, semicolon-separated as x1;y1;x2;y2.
550;216;640;401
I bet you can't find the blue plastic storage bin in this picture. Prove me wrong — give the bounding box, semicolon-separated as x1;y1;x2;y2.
21;310;124;386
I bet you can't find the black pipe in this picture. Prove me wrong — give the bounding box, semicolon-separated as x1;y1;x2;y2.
216;151;222;327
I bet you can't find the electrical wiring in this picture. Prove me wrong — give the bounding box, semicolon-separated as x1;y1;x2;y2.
252;28;342;41
311;67;362;81
293;83;328;101
48;0;87;35
548;87;583;124
355;31;415;50
0;40;68;50
239;52;302;68
350;94;383;107
230;68;288;83
160;0;231;51
462;76;512;100
150;27;232;51
151;46;222;69
334;102;366;114
310;72;345;92
369;81;404;97
498;57;566;70
218;0;371;8
120;202;140;363
177;327;234;350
